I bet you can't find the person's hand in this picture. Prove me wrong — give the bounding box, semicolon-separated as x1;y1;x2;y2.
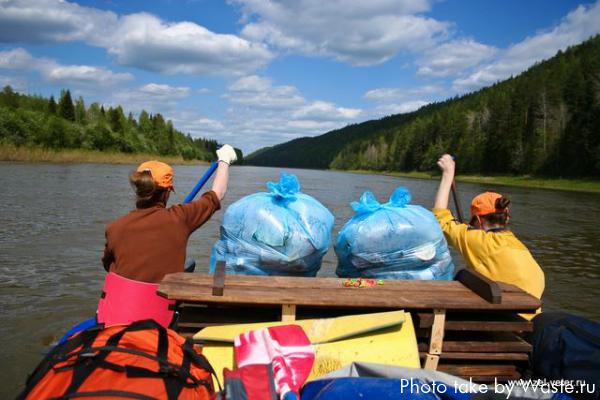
216;144;237;165
437;154;455;176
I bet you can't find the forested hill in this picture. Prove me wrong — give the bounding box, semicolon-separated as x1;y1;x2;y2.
0;88;242;162
247;35;600;177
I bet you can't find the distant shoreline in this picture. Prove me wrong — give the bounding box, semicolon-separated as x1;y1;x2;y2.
3;145;598;194
0;144;209;166
344;169;600;194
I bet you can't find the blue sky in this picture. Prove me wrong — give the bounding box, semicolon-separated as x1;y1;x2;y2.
1;0;599;153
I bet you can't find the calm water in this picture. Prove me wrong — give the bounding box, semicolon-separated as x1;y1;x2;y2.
1;163;599;397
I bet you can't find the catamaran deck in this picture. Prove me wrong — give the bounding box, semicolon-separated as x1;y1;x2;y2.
158;266;540;382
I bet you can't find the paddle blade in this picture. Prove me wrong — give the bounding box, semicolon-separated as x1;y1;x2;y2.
234;325;315;399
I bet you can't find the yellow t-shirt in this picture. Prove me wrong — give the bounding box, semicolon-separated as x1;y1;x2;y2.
433;208;545;319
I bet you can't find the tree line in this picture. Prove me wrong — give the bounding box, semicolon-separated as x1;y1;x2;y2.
247;35;600;178
0;87;239;162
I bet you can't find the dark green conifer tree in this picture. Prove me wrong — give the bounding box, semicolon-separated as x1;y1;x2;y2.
58;89;75;121
1;85;19;109
75;96;86;124
48;95;57;115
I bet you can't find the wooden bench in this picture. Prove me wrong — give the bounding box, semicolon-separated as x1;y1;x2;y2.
158;265;540;382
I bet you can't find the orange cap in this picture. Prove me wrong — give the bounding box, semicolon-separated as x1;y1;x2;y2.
470;191;503;217
137;161;174;190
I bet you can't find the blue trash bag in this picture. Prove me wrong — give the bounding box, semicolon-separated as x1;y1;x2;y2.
301;377;460;400
335;187;454;280
210;173;334;276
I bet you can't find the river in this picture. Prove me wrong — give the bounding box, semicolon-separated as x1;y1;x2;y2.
1;163;599;397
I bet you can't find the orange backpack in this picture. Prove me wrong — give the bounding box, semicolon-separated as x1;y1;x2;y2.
19;320;219;400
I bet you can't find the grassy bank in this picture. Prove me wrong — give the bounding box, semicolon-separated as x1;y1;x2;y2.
345;169;600;194
0;145;208;165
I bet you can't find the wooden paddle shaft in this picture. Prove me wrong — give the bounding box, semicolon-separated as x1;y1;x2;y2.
450;180;464;223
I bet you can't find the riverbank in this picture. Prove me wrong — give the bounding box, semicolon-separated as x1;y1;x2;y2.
3;146;599;193
345;169;600;194
0;145;208;165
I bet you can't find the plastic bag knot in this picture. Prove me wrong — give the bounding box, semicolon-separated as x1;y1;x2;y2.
388;187;411;208
351;187;412;214
351;191;381;214
266;172;301;199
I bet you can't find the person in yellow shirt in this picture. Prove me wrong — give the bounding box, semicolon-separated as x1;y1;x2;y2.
433;154;544;319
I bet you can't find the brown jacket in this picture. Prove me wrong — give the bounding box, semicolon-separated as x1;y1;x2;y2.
102;191;220;283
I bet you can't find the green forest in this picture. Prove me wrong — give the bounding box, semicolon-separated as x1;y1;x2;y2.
0;87;240;162
247;35;600;178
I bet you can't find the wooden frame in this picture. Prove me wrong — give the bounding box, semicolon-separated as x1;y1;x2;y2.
424;308;446;370
160;272;539;381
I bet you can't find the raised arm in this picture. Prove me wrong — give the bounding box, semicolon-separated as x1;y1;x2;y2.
434;154;455;210
211;144;237;201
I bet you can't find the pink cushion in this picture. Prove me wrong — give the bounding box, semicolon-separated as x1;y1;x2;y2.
97;272;175;328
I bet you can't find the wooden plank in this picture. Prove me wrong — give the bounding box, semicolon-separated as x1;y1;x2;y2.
455;269;502;304
418;338;531;353
415;312;533;332
424;354;439;370
419;331;533;353
212;261;225;296
158;273;541;312
161;273;534;303
436;364;518;379
281;304;296;321
444;320;532;332
162;273;473;291
420;352;529;361
160;283;533;311
496;282;526;293
160;283;479;309
429;309;445;355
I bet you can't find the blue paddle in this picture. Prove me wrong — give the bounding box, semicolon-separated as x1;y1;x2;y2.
183;160;219;204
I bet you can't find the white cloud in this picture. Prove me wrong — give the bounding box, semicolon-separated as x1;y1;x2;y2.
0;0;117;43
222;75;362;150
228;75;272;92
0;75;27;91
45;65;132;86
0;47;33;69
0;48;133;87
364;84;443;102
373;100;429;116
363;84;440;118
167;110;226;135
453;2;600;92
138;83;190;99
292;101;360;121
225;75;304;109
112;83;191;114
417;39;497;77
0;0;274;76
99;13;273;76
193;118;225;132
233;0;448;66
168;75;363;151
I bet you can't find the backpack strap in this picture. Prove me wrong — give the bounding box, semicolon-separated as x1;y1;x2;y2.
62;320;212;400
183;338;222;392
50;389;158;399
21;320;214;400
62;320;163;396
16;324;104;400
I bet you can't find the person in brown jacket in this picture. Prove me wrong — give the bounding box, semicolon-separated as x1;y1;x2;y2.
102;144;238;283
